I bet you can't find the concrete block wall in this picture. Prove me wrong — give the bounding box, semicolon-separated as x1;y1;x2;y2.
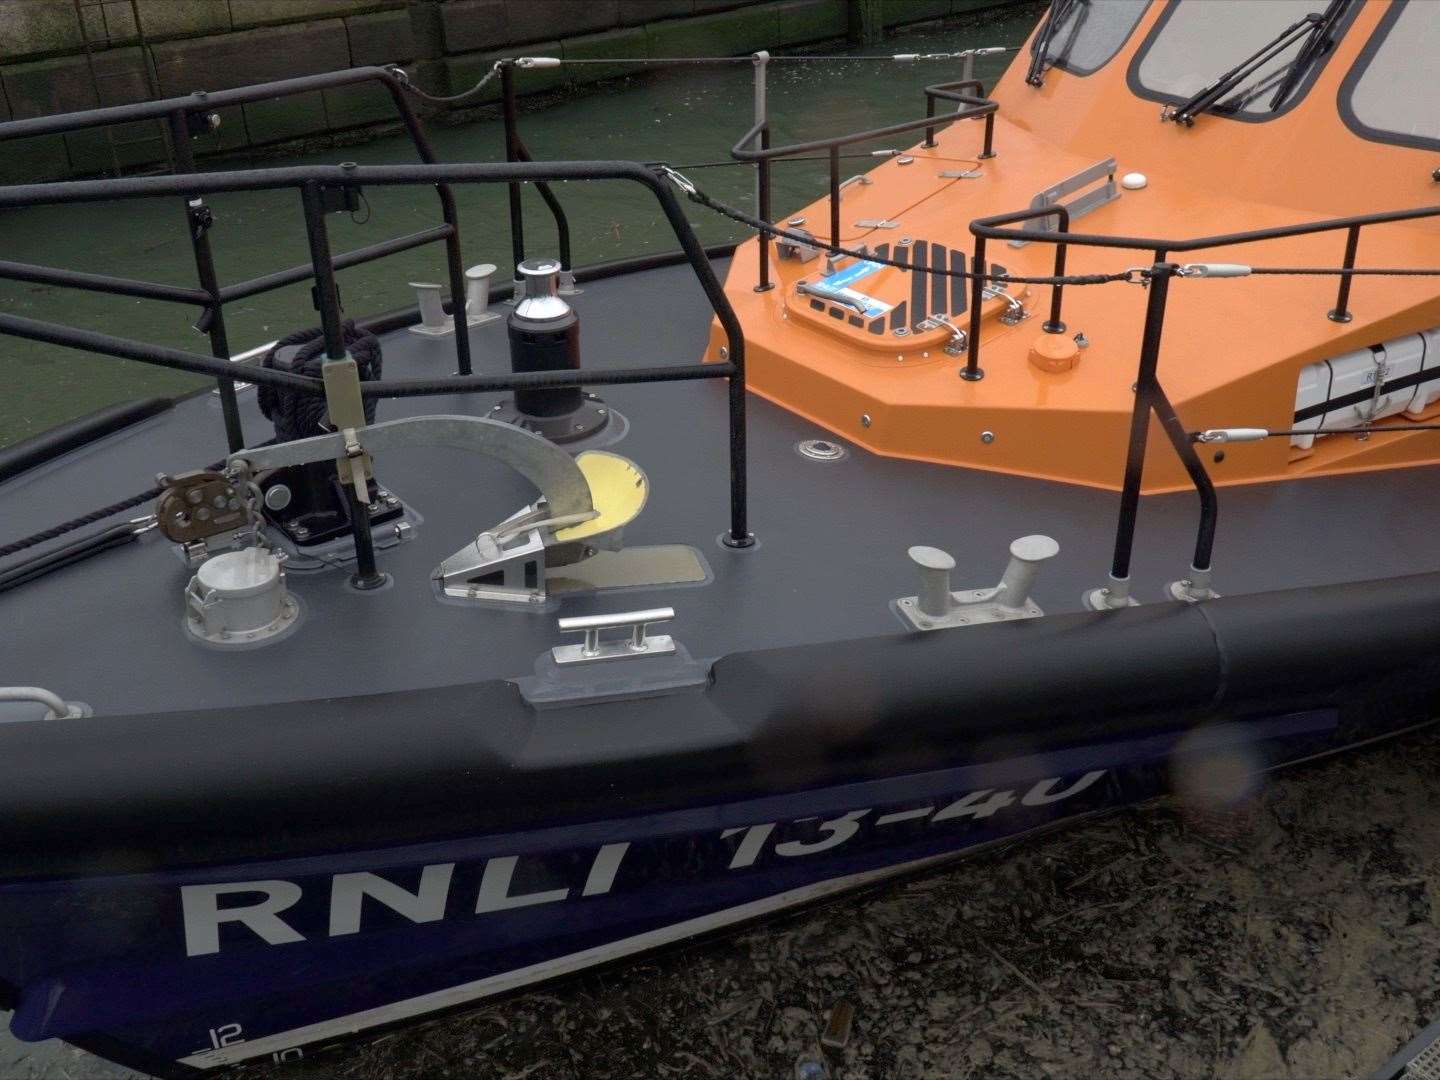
0;0;1015;182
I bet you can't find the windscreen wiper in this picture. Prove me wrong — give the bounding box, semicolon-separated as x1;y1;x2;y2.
1026;0;1078;87
1267;0;1350;109
1162;7;1335;126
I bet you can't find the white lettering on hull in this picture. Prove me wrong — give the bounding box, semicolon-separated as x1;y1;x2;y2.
475;856;569;913
329;863;454;937
179;771;1105;958
181;881;305;957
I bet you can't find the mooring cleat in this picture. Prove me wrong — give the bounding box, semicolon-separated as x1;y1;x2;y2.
898;535;1058;629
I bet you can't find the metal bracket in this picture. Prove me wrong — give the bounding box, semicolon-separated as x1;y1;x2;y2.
234;413;597;603
231;414;594;524
777;226;821;263
186;198;213;240
438;513;552;605
322;355;372;504
1167;565;1220;603
1008;157;1118;248
552;607;676;665
1084;573;1141;611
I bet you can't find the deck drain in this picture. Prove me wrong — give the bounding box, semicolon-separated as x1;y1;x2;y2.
797;438;848;462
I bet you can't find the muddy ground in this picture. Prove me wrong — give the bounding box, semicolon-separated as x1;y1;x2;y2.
9;728;1438;1079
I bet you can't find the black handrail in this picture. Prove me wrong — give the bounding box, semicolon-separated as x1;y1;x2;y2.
966;198;1440;597
963;203;1070;382
732;80;999;261
0;65;477;453
970;200;1440;253
923;79;995;157
0;161;753;560
499;62;574;279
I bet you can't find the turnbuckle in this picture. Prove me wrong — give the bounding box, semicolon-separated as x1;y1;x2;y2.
1118;262;1251;286
1176;263;1253;278
658;165;697;197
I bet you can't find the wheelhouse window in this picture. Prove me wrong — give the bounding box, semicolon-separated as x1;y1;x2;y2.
1341;0;1440;150
1029;0;1148;78
1130;0;1357;122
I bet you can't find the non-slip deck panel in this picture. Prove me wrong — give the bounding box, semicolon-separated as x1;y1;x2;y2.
5;572;1440;878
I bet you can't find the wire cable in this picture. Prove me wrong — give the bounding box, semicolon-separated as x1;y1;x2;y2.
385;63;502;106
666;170;1139;286
386;49;1018;105
1249;266;1440;276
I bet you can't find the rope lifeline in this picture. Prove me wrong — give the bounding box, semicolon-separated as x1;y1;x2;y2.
668;171;1136;287
0;489;158;560
667;174;1440;284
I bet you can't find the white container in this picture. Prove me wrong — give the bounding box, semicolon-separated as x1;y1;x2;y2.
1291;328;1438;449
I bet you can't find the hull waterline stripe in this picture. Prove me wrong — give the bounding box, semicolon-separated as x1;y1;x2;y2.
176;849;967;1068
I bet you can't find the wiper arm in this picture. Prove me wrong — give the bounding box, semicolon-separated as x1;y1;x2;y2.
1163;11;1325;126
1026;0;1078;87
1268;0;1350;109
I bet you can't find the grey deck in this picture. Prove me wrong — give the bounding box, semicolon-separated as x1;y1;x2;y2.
3;258;1438;716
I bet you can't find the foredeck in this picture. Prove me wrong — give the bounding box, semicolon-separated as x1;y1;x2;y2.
4;256;1440;717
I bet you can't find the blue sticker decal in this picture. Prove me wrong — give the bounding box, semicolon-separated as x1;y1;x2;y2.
822;259;883;290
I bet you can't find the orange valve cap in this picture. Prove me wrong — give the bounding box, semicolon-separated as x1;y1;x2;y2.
1028;333;1080;374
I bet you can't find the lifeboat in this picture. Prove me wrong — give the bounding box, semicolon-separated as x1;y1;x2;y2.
0;1;1438;1073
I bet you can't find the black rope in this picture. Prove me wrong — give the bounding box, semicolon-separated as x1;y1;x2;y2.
258;321;383;442
0;487;158;560
678;180;1136;286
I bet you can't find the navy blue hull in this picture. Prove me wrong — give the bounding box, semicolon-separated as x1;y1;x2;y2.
0;706;1384;1076
6;567;1440;1076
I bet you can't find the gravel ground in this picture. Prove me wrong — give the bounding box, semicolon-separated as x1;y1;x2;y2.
7;728;1438;1079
